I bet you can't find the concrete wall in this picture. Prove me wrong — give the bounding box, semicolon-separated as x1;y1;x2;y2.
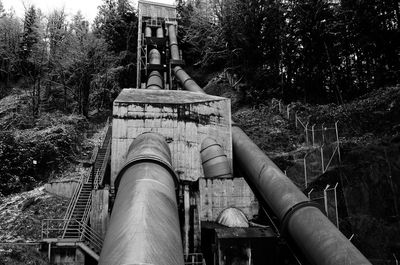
199;178;259;222
44;180;79;198
111;89;232;186
90;189;109;239
49;246;85;265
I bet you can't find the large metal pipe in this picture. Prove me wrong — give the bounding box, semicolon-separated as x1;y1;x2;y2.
200;138;232;179
145;26;152;37
146;71;163;90
232;127;371;265
173;66;204;93
168;24;180;60
156;27;164;38
98;133;184;265
147;49;163;90
149;48;161;65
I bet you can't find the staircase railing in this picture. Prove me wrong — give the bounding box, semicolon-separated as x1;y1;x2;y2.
42;219;103;254
98;138;111;187
44;118;111;255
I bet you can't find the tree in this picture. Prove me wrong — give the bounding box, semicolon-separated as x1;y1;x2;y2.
0;0;5;18
93;0;137;54
0;9;21;89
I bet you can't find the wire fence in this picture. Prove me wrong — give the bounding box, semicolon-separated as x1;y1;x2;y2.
272;99;341;188
308;183;339;228
271;99;341;227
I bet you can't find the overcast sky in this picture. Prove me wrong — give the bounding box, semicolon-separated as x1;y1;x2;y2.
2;0;175;23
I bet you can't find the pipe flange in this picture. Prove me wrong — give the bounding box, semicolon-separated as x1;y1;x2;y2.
280;201;323;236
182;78;194;87
114;155;180;193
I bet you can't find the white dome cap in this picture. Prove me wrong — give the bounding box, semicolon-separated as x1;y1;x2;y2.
216;207;249;228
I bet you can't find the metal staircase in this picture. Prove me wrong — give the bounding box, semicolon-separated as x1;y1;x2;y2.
42;121;112;261
62;124;112;239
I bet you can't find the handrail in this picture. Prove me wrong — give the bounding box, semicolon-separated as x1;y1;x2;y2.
64;175;84;220
42;218;103;252
80;194;92;231
98;139;111;186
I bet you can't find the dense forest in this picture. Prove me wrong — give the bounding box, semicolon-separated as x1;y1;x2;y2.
178;0;399;103
1;0;399;110
0;0;138;116
0;0;139;195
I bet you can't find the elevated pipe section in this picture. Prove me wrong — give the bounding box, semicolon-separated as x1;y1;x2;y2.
200;138;232;179
167;24;371;265
147;49;163;90
168;24;179;60
156;27;164;38
98;133;184;265
145;26;152;38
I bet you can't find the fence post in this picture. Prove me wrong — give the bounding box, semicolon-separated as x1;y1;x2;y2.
312;124;315;146
278;101;282;114
295;112;298;128
321;123;325;144
334;183;339;228
335;121;341;163
324;184;330;216
321;145;325;173
305;122;309;145
304;154;308;189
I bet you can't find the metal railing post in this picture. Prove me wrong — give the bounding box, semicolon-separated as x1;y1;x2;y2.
335;121;341;163
321;123;325;144
324;184;330;216
334;183;339;228
307;188;314;199
321;145;325;173
304;154;308;189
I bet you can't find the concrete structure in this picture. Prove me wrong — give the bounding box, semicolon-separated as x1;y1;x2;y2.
111;89;232;184
44;179;80;198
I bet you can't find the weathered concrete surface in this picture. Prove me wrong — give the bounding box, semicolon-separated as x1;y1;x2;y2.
44;180;79;198
112;89;232;185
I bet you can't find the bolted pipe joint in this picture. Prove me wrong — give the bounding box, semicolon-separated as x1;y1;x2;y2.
146;70;163;90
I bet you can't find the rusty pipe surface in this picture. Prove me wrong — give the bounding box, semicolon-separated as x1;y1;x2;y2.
98;133;184;265
168;18;370;265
